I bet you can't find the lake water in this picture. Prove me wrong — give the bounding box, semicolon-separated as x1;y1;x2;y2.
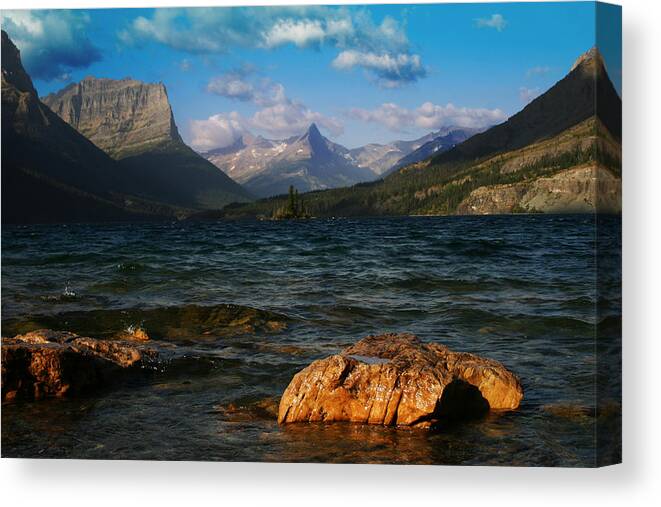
1;215;621;466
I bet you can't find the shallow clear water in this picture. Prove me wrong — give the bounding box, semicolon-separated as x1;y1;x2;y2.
1;215;621;465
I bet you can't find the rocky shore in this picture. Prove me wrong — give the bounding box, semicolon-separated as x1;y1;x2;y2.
1;329;158;401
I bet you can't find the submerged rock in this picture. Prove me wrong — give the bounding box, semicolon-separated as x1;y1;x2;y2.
541;403;595;420
1;303;289;343
1;329;158;401
214;396;281;423
278;333;523;427
115;327;150;342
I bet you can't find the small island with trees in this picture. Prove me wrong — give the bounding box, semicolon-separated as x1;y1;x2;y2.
272;185;312;220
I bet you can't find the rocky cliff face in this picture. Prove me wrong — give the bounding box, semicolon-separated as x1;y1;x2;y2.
43;77;182;159
2;30;251;222
43;76;252;210
452;115;622;215
456;165;621;215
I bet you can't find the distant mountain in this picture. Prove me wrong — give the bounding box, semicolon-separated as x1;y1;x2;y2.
386;128;481;175
1;30;172;224
204;133;294;185
217;47;621;219
43;77;252;209
204;124;375;197
203;125;479;196
346;132;437;176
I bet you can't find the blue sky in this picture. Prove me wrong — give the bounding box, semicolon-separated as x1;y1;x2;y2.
1;3;621;149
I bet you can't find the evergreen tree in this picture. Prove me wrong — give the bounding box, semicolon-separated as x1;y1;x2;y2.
288;185;295;215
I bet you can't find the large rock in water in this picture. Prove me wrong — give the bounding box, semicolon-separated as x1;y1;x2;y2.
1;329;158;401
278;333;523;427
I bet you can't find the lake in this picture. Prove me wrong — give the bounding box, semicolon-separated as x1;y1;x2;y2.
1;215;621;465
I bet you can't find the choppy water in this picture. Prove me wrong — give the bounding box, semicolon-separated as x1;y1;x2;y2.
1;215;621;466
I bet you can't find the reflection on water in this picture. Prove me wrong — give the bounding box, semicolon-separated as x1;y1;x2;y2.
1;215;621;466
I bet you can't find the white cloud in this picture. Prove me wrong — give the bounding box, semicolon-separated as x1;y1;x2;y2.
519;87;541;104
119;7;425;87
118;7;411;54
526;65;551;78
262;19;327;48
252;101;343;139
206;68;289;107
1;10;101;81
179;59;192;72
332;50;426;87
475;14;508;32
348;101;506;132
207;73;256;102
190;105;343;150
192;74;343;149
190;112;247;151
348;103;414;131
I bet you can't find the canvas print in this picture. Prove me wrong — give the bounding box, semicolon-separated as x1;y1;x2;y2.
1;2;621;466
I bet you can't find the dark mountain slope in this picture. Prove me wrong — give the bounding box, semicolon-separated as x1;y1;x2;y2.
1;30;164;224
426;47;621;168
118;140;253;210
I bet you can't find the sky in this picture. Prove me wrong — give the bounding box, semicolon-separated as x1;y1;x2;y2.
1;2;621;150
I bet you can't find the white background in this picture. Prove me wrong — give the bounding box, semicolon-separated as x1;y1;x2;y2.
1;0;659;505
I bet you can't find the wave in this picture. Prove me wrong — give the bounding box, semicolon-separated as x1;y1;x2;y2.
388;275;498;292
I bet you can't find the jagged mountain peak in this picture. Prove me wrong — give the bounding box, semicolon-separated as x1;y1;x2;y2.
299;122;325;143
289;122;334;160
570;46;607;74
307;122;320;133
205;123;375;197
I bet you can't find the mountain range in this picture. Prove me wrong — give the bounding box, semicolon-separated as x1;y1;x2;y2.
204;124;479;197
1;27;621;223
204;124;373;197
347;126;480;176
219;46;621;219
